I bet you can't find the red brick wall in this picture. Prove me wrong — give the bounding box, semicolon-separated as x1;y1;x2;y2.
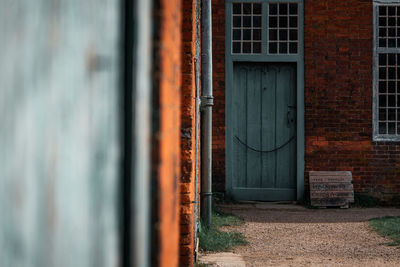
211;0;400;198
179;0;199;266
152;0;182;266
305;0;400;197
212;0;226;192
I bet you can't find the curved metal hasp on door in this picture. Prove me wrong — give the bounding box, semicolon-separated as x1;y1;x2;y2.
235;135;296;153
287;105;297;126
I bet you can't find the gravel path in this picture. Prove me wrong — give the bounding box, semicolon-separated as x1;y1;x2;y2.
205;202;400;267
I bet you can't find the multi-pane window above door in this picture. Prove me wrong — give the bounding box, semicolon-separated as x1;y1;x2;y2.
231;1;299;55
232;3;262;54
373;2;400;140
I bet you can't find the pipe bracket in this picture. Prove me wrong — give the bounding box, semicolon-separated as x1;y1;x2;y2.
200;96;214;109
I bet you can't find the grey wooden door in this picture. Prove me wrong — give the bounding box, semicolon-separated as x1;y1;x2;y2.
231;63;297;201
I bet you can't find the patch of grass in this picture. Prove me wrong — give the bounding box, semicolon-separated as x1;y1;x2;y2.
194;263;209;267
369;216;400;247
354;193;379;207
199;209;247;252
199;226;247;252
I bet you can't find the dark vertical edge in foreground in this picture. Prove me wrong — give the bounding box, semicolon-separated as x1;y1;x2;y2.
151;0;161;266
121;0;134;265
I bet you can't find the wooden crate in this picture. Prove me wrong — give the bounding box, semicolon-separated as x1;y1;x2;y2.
309;171;354;208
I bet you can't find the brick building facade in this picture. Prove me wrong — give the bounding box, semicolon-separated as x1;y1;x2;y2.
211;0;400;199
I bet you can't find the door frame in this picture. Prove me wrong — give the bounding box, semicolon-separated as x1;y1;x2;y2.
225;0;304;202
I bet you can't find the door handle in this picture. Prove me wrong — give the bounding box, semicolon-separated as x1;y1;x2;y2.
287;109;296;126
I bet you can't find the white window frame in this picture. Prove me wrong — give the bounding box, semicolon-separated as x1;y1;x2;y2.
373;0;400;141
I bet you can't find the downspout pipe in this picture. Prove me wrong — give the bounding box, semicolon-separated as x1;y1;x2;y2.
200;0;213;228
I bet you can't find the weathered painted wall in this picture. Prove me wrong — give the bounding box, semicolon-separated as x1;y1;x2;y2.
152;0;182;266
0;0;121;266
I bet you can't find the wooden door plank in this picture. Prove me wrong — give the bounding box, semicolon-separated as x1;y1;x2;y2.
233;65;248;187
288;65;297;189
276;65;296;189
261;65;276;188
246;65;262;188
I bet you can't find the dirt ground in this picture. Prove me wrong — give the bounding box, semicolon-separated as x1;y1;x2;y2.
199;202;400;267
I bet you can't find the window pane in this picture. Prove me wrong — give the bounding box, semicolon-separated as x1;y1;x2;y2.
289;3;298;15
389;28;396;37
269;29;278;41
253;29;261;40
243;42;251;53
379;109;387;120
243;3;251;14
269;42;278;53
379;6;387;16
379;95;387;107
243;29;251;40
379;67;386;79
269;17;278;28
233;29;241;40
289;29;298;41
269;3;298;54
233;16;241;27
389;67;396;79
389;17;396;26
233;3;241;14
389;6;396;16
231;2;262;54
379;17;387;27
389;109;396;120
279;29;288;41
379;28;387;37
279;16;288;27
389;38;396;47
379;123;387;134
389;123;396;134
279;42;288;53
243;16;251;27
253;3;261;15
253;16;261;27
388;81;395;93
379;38;387;47
269;4;278;15
289;17;298;28
379;54;387;65
233;42;241;53
388;54;396;65
379;81;387;93
289;42;297;54
253;42;261;53
279;3;288;15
